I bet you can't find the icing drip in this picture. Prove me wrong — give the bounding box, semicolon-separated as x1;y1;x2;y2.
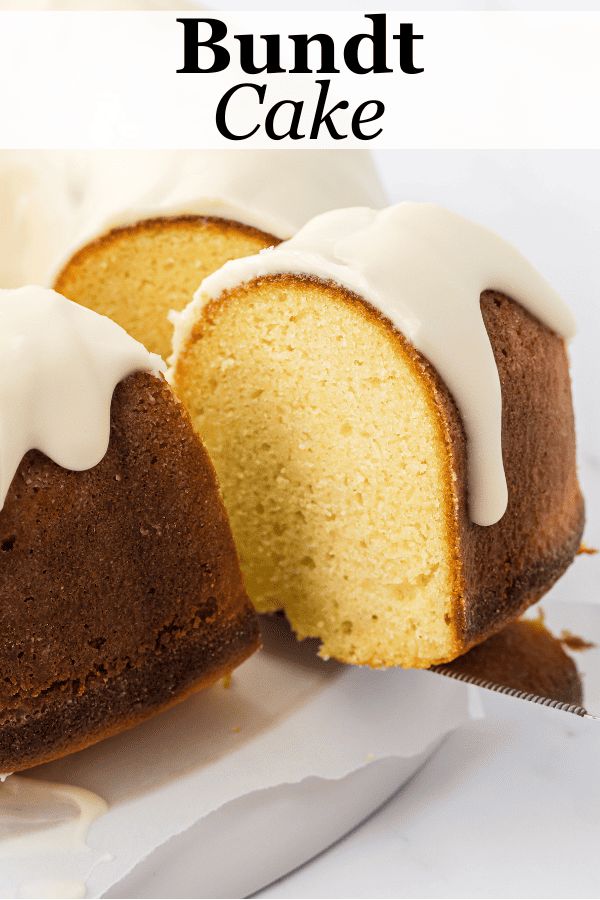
175;203;575;527
0;775;107;860
0;774;108;899
0;286;164;510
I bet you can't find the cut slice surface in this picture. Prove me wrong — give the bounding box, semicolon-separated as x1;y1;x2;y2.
55;216;278;359
172;277;461;667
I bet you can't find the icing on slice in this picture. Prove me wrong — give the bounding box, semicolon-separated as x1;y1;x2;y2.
175;204;575;526
0;286;163;510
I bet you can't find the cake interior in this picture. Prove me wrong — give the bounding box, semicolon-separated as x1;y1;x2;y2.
173;276;460;668
55;216;277;359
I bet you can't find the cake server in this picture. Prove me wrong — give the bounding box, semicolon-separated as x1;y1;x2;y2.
431;599;600;720
432;663;592;718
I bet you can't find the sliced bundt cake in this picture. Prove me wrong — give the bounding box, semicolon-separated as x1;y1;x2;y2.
0;287;258;773
54;151;386;359
170;204;584;669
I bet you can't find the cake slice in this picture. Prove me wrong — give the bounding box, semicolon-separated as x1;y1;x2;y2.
54;150;385;359
0;287;258;773
170;204;584;668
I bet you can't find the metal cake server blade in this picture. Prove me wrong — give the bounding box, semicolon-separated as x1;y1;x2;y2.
431;599;600;720
432;663;593;718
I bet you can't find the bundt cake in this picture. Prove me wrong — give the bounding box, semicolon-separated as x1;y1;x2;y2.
170;203;584;669
54;151;386;359
443;615;583;708
0;286;258;773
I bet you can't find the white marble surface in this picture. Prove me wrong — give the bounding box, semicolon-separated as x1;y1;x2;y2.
257;693;600;899
253;150;600;898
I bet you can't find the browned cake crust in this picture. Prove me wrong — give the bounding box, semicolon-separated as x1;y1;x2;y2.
377;288;584;659
0;372;259;772
434;291;584;655
444;617;583;706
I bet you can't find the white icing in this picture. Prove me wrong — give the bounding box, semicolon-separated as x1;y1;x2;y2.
0;150;384;289
173;203;575;527
0;286;164;511
54;150;386;279
0;775;107;860
0;152;82;289
1;774;107;898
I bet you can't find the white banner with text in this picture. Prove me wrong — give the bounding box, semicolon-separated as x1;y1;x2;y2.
0;10;598;148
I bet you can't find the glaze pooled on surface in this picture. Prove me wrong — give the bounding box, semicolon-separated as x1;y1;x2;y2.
176;203;575;526
0;286;163;509
0;775;107;859
0;774;107;899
